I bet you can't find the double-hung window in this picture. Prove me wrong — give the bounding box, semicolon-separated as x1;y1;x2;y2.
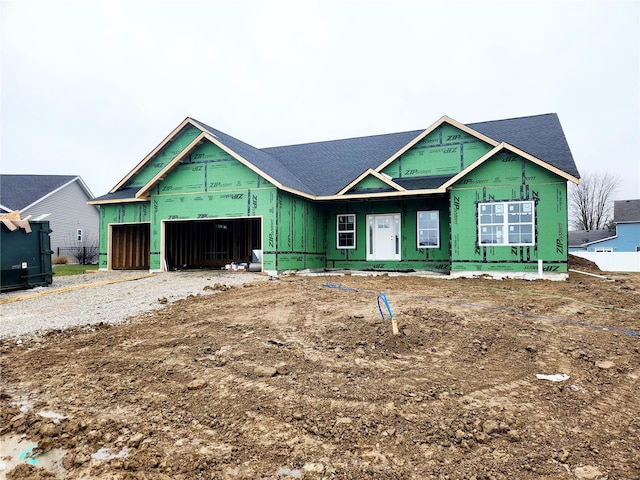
337;214;356;249
417;211;439;248
478;201;535;246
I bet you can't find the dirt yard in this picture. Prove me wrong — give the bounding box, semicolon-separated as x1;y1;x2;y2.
1;261;639;479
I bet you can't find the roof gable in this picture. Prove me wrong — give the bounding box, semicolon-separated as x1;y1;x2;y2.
441;142;579;190
94;113;580;202
152;137;272;196
341;169;405;195
378;120;495;182
97;118;316;203
0;174;91;211
374;116;499;177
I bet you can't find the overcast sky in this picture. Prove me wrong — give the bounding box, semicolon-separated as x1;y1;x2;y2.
2;0;639;201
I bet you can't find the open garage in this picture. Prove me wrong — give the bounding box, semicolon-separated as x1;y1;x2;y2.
163;218;261;270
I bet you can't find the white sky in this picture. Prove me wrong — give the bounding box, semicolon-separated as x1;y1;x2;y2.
1;0;639;201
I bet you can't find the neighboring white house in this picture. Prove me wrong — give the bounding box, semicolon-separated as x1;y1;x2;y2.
569;199;640;272
0;175;100;263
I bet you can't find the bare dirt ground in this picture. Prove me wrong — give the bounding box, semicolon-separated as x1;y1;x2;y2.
1;259;639;479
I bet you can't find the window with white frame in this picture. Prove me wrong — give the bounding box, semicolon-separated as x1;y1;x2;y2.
417;211;439;248
76;228;83;242
478;201;535;246
595;247;613;252
337;214;356;249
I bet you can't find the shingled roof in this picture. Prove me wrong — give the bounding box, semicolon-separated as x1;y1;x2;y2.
263;129;424;196
468;113;579;179
92;113;579;201
613;199;640;222
568;229;616;248
0;174;83;212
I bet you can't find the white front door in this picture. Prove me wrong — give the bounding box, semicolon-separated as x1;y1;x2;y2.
367;214;401;261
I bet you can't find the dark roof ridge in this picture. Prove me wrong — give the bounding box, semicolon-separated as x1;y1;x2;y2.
261;128;425;150
261;114;559;150
467;112;557;126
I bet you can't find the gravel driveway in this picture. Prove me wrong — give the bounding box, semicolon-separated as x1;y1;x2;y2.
0;270;265;339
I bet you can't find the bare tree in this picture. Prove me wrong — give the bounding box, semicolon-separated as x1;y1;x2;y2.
569;171;620;230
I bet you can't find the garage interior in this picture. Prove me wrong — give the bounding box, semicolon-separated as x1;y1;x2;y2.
164;218;261;270
111;223;151;270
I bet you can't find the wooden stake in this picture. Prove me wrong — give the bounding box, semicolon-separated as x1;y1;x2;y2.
391;316;399;336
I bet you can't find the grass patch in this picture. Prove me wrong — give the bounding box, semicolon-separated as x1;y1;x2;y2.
53;264;99;276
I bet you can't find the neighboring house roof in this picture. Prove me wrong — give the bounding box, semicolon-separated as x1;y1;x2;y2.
568;229;616;248
0;175;95;212
91;113;580;203
613;199;640;223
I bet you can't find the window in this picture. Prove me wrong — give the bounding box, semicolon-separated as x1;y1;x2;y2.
417;211;439;248
337;214;356;249
595;247;613;253
76;228;83;242
478;201;534;246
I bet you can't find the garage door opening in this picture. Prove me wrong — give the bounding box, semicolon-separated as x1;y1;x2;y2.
164;218;261;270
111;223;150;270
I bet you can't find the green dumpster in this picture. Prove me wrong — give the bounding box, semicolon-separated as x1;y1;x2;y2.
0;220;53;292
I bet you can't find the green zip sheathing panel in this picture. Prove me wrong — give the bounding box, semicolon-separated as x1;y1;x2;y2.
124;125;201;189
347;175;394;195
153;140;273;195
272;192;326;271
450;152;568;275
325;197;450;271
381;123;493;180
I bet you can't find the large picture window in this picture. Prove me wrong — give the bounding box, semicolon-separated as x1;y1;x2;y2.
417;211;439;248
478;201;535;246
337;214;356;249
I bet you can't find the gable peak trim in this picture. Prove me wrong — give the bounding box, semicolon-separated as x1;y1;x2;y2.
110;117;205;193
337;169;406;196
373;116;500;175
439;142;580;190
135;131;208;199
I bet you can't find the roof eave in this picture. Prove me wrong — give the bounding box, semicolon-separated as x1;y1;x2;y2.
87;197;149;205
582;234;618;246
318;187;447;201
